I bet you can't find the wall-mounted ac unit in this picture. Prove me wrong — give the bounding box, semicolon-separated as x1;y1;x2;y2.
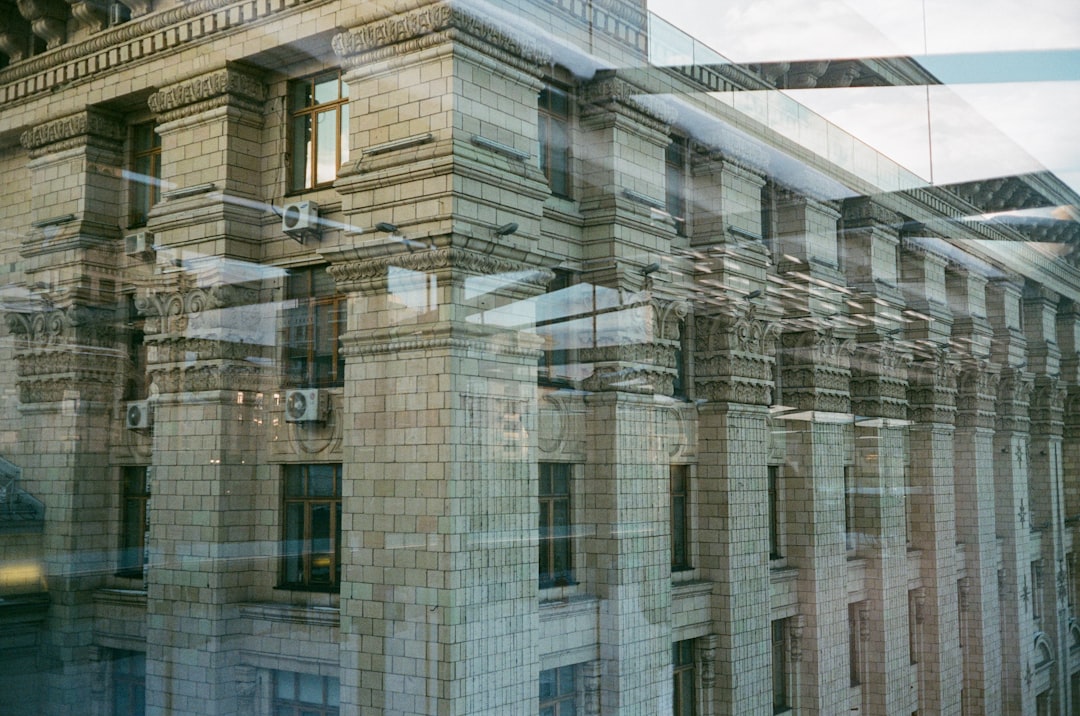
281;201;320;243
284;389;325;423
124;231;154;258
125;400;152;430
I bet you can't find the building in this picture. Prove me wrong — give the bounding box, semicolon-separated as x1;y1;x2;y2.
1;0;1080;714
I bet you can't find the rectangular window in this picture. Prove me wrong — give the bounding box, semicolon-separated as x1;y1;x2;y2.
1031;561;1043;621
849;603;863;686
666;136;688;236
539;665;576;716
772;619;790;713
671;464;691;571
769;465;781;560
282;464;342;590
128;121;161;227
539;462;573;588
288;70;350;192
111;651;145;716
908;590;919;665
537;269;577;386
118;466;150;578
673;639;696;716
123;294;147;401
284;266;345;388
845;465;856;552
538;86;571;198
273;671;340;716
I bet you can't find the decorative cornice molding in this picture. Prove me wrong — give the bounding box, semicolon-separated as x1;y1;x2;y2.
332;4;552;67
580;73;678;130
19;108;125;151
148;67;266;119
326;247;553;295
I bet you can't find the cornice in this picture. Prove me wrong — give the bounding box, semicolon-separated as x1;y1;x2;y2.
19;107;124;152
331;3;552;68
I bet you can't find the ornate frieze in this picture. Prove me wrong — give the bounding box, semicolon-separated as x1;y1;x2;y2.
6;304;120;404
579;73;677;133
906;349;960;425
779;327;854;413
693;303;777;406
1029;376;1066;434
331;3;552;69
850;339;911;420
19;108;125;155
326;247;552;296
136;281;259;335
996;369;1034;433
147;67;266;122
955;361;1001;429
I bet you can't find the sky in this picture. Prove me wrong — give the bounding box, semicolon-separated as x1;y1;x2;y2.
649;0;1080;198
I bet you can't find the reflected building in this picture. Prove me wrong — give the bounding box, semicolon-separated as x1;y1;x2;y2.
1;0;1079;715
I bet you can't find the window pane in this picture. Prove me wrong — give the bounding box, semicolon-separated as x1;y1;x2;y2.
313;74;339;104
315;110;337;186
308;464;336;496
291;114;312;190
298;672;322;703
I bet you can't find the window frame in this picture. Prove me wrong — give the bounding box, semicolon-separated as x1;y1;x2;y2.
772;619;791;714
539;664;577;716
671;464;692;572
111;650;146;716
287;69;350;193
538;85;572;199
118;466;150;579
127;120;161;228
673;639;697;716
280;463;343;591
283;265;345;389
666;135;689;237
539;462;574;589
272;670;340;716
768;465;782;560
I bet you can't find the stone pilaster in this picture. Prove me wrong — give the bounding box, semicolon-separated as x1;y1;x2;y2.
907;349;963;716
146;66;267;260
693;302;774;715
326;243;548;716
139;271;269;716
954;361;1003;716
778;325;853;716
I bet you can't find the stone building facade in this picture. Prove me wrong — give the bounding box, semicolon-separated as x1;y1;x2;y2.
2;0;1080;714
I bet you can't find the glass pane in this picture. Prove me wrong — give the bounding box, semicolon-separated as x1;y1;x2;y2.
539;668;555;700
339;103;349;165
313;74;339;104
326;676;339;706
276;672;295;700
291;114;312;190
298;673;322;703
315;110;337;185
308;464;336;496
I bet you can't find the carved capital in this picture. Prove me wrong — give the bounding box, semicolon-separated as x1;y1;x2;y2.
148;67;266;120
779;327;854;413
693;303;776;405
907;349;959;424
850;339;912;419
996;369;1034;432
956;361;1001;429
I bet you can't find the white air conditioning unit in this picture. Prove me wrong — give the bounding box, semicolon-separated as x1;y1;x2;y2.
284;389;325;423
281;201;320;243
125;400;152;430
124;231;154;257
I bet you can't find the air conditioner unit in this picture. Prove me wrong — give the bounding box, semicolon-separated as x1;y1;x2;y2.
124;231;154;257
125;400;152;430
284;389;325;423
281;201;320;243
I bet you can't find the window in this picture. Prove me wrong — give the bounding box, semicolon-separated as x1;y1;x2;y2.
123;294;148;401
849;603;864;686
539;462;573;588
288;70;350;192
111;651;145;716
666;136;688;236
671;464;691;571
845;465;856;552
118;466;150;578
282;464;342;590
769;465;781;560
908;590;920;665
673;639;696;716
284;266;345;388
128;121;161;227
273;671;339;716
538;86;571;198
772;620;790;714
539;665;576;716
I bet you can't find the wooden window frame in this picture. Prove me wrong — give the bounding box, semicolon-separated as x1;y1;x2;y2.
539;462;574;588
671;464;692;572
287;70;350;193
118;466;149;579
281;464;342;591
538;86;571;199
283;266;345;389
128;121;161;228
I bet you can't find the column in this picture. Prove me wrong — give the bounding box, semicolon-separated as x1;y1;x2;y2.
988;279;1036;714
950;263;1002;716
901;238;961;716
139;66;271;716
9;108;128;716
